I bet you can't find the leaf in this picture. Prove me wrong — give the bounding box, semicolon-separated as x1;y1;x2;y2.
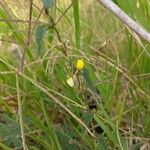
82;111;93;124
82;68;98;94
97;134;108;150
0;142;12;150
130;143;143;150
55;124;80;150
94;113;117;144
72;0;80;50
35;25;47;57
39;99;61;150
48;28;54;44
0;114;22;148
43;0;54;9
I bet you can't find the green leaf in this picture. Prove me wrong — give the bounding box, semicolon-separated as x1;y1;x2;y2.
48;28;54;44
39;99;61;150
43;0;54;9
130;143;143;150
72;0;80;50
97;134;109;150
94;113;117;144
35;25;47;57
82;111;93;124
56;124;80;150
0;142;12;150
82;68;98;94
0;114;22;148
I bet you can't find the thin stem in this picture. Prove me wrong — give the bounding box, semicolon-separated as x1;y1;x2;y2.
20;0;34;72
16;73;28;150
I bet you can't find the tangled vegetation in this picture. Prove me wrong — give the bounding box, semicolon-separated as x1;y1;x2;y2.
0;0;150;149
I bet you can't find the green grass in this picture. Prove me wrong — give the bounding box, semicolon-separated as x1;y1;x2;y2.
0;0;150;149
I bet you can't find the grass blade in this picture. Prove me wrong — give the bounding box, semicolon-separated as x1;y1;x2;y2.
72;0;81;50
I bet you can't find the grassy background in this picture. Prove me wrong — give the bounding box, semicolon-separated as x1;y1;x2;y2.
0;0;150;149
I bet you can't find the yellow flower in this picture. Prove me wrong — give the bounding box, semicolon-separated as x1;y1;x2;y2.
66;77;74;87
76;59;84;70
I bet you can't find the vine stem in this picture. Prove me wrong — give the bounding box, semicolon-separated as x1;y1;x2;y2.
20;0;33;72
16;73;28;150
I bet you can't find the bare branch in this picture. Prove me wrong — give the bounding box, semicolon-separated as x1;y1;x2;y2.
97;0;150;43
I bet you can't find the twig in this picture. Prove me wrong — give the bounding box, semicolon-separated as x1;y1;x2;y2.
31;7;44;36
20;0;33;72
27;0;34;46
48;14;68;56
16;73;28;150
54;2;73;26
97;0;150;43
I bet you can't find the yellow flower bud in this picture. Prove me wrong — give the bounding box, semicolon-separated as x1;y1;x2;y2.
76;59;84;70
66;77;74;87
